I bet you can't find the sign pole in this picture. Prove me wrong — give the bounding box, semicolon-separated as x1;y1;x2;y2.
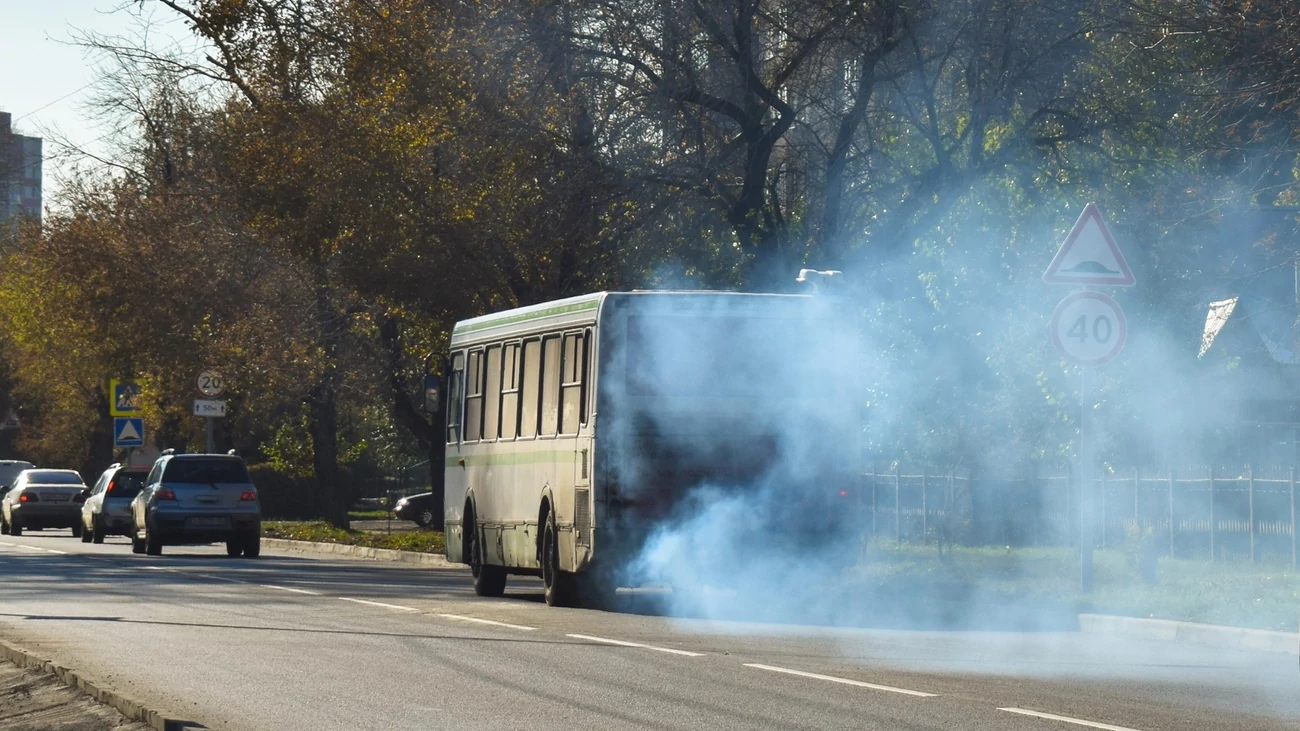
1079;365;1094;592
206;416;215;454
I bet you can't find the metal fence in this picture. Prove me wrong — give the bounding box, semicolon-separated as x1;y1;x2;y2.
862;464;1300;566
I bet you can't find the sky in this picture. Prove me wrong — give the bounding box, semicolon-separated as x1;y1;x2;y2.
0;0;196;204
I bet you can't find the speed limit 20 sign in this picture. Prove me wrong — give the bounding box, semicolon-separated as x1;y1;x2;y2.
195;370;226;398
1050;291;1127;366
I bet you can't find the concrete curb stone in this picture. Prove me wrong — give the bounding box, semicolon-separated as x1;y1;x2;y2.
0;635;185;730
1079;613;1299;655
261;537;458;568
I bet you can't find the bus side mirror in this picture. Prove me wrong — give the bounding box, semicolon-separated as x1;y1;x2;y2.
423;375;440;415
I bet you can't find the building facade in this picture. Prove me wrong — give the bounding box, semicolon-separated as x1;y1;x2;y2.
0;111;42;223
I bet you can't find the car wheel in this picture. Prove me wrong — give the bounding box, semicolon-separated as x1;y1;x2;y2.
542;510;577;607
80;521;92;542
468;511;506;597
71;521;82;539
10;517;21;537
91;518;105;544
144;523;162;556
1;515;9;535
225;540;243;557
243;533;260;558
416;508;435;527
131;528;145;554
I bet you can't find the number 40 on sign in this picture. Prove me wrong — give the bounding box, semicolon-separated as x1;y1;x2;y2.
1050;291;1127;367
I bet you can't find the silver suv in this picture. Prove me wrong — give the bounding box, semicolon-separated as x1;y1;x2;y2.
130;453;261;557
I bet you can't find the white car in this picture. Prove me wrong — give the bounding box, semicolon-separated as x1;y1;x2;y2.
1;469;87;537
81;463;149;543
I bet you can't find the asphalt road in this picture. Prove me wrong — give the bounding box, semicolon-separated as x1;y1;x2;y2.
0;531;1297;731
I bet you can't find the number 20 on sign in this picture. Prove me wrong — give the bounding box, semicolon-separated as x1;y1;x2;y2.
1050;291;1127;366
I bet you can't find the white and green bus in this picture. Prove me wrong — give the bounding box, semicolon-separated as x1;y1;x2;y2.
443;290;862;606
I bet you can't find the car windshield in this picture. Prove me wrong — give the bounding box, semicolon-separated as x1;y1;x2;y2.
163;459;250;484
27;470;82;485
108;472;146;498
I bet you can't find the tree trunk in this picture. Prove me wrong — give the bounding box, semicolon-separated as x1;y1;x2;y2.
310;287;349;529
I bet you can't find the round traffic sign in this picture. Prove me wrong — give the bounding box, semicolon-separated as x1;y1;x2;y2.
195;370;226;398
1050;292;1127;366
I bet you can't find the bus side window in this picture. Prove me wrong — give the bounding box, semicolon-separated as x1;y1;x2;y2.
446;351;465;444
500;343;521;439
560;332;584;435
520;340;541;438
581;328;592;424
464;349;484;442
540;335;561;436
483;345;502;440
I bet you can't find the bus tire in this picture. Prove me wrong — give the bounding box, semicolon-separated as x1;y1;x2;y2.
468;512;506;597
543;511;578;607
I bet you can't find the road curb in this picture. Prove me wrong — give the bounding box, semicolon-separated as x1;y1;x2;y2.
1078;613;1298;654
262;537;458;568
0;635;186;730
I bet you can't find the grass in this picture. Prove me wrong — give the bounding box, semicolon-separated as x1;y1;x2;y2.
858;542;1300;632
263;521;446;554
346;510;392;520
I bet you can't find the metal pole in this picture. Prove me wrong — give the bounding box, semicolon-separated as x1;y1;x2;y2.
205;416;215;453
1079;367;1094;592
1168;467;1175;559
1248;465;1256;565
1100;468;1107;549
894;462;902;546
1209;465;1216;563
1291;467;1296;570
921;469;928;543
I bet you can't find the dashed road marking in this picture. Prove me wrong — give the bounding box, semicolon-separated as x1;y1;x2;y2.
744;663;937;697
0;542;67;555
566;633;705;657
260;584;322;596
339;597;419;612
998;708;1143;731
438;613;536;631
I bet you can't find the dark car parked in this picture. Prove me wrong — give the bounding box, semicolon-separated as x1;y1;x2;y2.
393;492;438;527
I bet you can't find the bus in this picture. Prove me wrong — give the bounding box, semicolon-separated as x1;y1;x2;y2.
443;290;862;607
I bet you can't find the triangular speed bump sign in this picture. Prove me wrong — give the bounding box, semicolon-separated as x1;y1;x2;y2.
114;417;143;448
1043;203;1135;287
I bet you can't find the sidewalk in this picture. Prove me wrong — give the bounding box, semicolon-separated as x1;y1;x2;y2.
1079;613;1299;654
262;537;457;568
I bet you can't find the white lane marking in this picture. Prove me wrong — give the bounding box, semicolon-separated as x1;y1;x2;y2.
0;542;66;555
260;584;322;596
998;708;1143;731
339;597;419;612
566;633;705;657
438;613;536;631
744;663;937;698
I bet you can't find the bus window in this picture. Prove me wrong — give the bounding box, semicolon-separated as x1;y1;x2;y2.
581;329;592;424
446;351;465;444
521;339;541;438
484;345;502;440
541;336;561;436
500;343;521;439
560;332;584;434
465;349;484;441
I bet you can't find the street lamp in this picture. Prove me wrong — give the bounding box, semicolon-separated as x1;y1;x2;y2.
795;269;843;293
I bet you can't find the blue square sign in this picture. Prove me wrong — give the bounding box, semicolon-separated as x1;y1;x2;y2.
114;417;144;448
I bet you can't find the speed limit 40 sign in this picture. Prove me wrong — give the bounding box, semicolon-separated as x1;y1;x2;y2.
1051;291;1127;366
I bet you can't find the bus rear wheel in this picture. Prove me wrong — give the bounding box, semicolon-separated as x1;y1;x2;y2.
543;512;578;607
468;512;506;597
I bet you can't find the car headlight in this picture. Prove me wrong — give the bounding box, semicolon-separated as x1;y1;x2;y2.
396;499;407;509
